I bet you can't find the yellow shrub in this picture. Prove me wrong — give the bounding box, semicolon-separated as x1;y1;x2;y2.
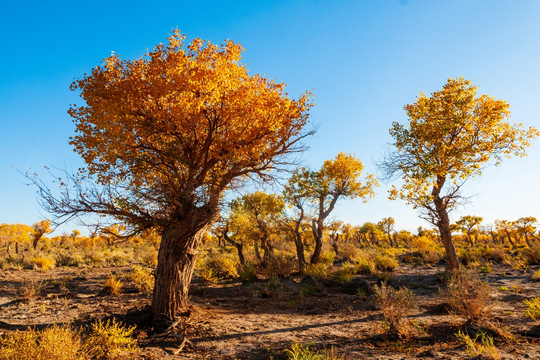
373;282;416;336
263;253;296;279
411;236;443;263
331;262;356;284
523;245;540;265
199;268;219;284
101;274;123;296
524;297;540;321
31;256;56;271
129;265;154;294
204;252;239;279
85;319;137;360
455;330;501;360
319;250;336;266
138;245;158;267
481;246;506;263
303;263;328;279
339;243;360;261
16;280;43;302
358;258;377;274
374;254;398;271
0;325;86;360
441;270;492;324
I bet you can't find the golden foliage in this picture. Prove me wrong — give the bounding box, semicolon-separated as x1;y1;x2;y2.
129;265;154;294
524;297;540;321
68;30;312;206
101;274;123;296
84;319;137;360
0;325;85;360
388;77;539;209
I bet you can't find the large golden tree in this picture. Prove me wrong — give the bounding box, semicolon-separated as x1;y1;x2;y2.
384;77;538;270
39;31;312;320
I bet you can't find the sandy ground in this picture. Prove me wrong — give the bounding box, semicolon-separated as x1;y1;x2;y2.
0;264;538;359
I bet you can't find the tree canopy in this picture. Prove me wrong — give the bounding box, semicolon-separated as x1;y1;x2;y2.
57;30;312;232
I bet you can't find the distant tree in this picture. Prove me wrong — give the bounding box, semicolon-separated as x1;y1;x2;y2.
31;219;53;250
228;191;285;266
327;220;344;256
513;217;539;248
359;222;382;245
283;168;311;272
382;77;539;270
495;220;517;248
377;217;396;247
284;153;377;265
30;31;313;320
0;223;32;255
453;215;483;247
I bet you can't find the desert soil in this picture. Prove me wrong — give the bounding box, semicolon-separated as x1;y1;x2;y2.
0;264;538;359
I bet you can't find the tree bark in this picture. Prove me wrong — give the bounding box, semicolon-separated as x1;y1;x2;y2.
292;207;306;273
433;178;459;271
310;218;324;264
152;217;214;321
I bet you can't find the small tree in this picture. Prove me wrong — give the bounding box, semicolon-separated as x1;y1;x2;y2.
377;217;396;247
284;153;377;265
31;31;313;320
31;219;53;250
382;77;538;270
453;215;483;247
513;217;539;248
227;191;285;266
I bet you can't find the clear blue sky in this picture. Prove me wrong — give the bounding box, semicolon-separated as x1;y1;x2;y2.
1;0;540;235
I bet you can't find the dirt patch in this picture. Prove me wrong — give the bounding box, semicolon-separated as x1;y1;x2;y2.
0;264;538;359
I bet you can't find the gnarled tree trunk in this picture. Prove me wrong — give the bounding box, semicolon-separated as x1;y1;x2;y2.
310;218;324;264
292;209;306;272
152;216;214;321
433;178;459;271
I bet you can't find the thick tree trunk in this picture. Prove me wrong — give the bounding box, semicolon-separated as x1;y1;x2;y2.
260;236;273;266
310;219;324;264
293;224;306;273
437;217;459;271
433;178;459;271
254;242;262;261
152;219;213;321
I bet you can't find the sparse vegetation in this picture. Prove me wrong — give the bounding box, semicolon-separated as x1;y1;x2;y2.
0;320;137;360
440;269;493;324
101;274;123;296
373;282;416;337
524;297;540;321
455;330;501;360
284;343;344;360
129;265;154;294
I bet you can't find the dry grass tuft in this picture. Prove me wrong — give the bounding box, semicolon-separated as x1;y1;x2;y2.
101;274;123;296
440;269;492;324
373;282;416;337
